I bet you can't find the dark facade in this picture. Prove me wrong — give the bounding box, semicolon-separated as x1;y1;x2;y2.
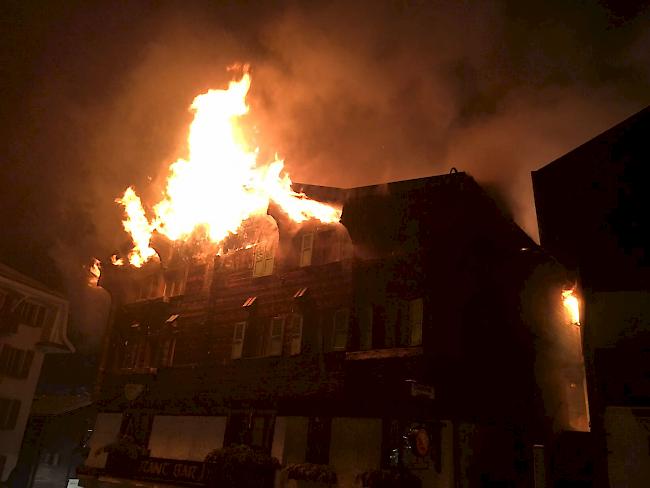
82;172;589;488
532;106;650;488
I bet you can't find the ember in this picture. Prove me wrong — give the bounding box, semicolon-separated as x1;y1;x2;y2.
114;69;341;267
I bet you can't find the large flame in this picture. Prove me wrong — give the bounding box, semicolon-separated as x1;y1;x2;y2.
115;71;340;267
562;289;580;325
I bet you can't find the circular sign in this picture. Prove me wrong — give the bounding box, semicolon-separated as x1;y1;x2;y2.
414;428;430;457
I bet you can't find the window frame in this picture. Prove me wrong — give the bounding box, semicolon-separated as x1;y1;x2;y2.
253;241;276;277
289;313;303;355
299;233;314;267
268;316;285;357
332;308;350;351
231;322;247;359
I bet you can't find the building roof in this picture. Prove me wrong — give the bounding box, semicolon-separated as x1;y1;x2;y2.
30;392;93;416
0;261;66;299
532;105;650;290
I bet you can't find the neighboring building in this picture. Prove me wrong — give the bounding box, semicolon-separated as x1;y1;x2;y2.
0;263;74;483
533;106;650;488
82;172;589;488
16;393;95;488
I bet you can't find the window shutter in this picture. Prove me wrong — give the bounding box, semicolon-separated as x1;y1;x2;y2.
268;317;284;356
232;322;246;359
7;400;20;429
0;345;10;375
359;306;373;351
300;233;314;267
409;298;423;346
333;309;349;350
289;314;303;355
20;351;34;379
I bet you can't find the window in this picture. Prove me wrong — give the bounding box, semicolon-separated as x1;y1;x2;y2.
300;233;314;267
306;417;331;464
408;298;423;346
232;322;246;359
268;317;284;356
157;336;176;367
0;345;34;379
333;309;349;351
122;337;150;369
16;301;48;327
0;398;20;430
288;314;303;355
224;412;274;451
253;241;275;277
358;306;373;351
165;274;184;297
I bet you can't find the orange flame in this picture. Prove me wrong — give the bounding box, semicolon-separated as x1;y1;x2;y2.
115;70;340;267
562;289;580;325
88;258;101;287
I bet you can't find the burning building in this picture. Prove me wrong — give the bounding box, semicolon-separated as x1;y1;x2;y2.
77;171;590;488
77;70;589;487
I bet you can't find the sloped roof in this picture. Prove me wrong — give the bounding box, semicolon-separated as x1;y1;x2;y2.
0;262;65;299
30;392;93;416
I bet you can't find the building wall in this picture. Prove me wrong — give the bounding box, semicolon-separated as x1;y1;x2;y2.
604;406;650;488
148;416;226;461
0;327;44;482
329;417;382;488
0;269;72;483
85;413;123;469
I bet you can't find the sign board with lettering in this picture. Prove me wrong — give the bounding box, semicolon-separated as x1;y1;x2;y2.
409;382;435;400
66;479;79;488
134;458;213;485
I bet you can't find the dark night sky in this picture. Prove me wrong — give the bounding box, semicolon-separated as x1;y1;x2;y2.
1;0;649;366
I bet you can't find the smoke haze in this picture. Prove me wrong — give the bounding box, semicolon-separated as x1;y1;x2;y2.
1;0;649;351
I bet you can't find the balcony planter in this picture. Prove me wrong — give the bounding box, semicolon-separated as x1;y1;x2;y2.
204;445;280;488
285;463;338;487
356;468;421;488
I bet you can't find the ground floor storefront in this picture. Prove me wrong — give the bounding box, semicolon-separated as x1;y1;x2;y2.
80;411;552;487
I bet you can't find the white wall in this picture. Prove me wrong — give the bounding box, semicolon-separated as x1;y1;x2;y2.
85;413;123;469
329;418;382;488
272;417;309;466
148;416;226;461
0;327;45;481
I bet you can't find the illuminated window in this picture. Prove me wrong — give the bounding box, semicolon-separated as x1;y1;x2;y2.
333;309;349;351
268;317;285;356
300;233;314;267
253;242;275;277
232;322;246;359
288;314;303;355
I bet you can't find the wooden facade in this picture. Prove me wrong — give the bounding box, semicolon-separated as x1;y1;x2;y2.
83;172;589;487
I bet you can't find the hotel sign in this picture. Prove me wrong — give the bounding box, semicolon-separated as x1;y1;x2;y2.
134;458;215;485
